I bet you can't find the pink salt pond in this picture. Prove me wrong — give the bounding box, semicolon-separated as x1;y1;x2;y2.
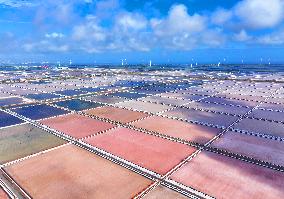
132;116;222;144
40;113;115;139
170;151;284;199
5;144;152;199
85;127;196;175
84;106;148;123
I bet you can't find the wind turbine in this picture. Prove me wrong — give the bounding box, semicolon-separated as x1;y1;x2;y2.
191;58;194;67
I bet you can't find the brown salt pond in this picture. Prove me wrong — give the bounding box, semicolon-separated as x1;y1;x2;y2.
4;144;153;199
85;127;196;175
40;113;115;139
144;185;188;199
0;123;66;164
132;115;221;144
170;151;284;199
84;106;148;123
0;188;9;199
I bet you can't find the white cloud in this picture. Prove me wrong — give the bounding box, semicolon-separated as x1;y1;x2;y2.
70;11;151;53
202;29;226;46
23;43;34;52
149;4;210;50
71;16;108;53
33;1;82;28
108;12;151;51
94;0;120;19
211;8;233;26
234;30;251;42
0;32;19;53
68;4;226;52
95;0;119;11
115;12;148;31
23;40;69;52
257;30;284;45
55;4;73;24
9;0;284;56
234;0;284;29
45;32;64;39
151;4;206;36
72;16;106;42
0;0;38;8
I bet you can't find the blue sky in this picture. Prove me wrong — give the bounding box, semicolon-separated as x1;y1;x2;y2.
0;0;284;64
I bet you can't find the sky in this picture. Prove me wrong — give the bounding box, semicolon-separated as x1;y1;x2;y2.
0;0;284;64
